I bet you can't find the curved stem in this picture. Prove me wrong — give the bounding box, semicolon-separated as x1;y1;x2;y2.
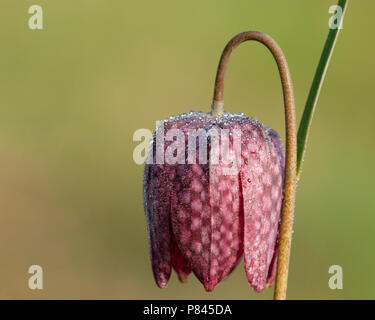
211;31;297;300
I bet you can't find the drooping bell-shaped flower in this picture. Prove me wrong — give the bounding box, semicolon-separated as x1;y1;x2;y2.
142;30;296;294
143;112;285;292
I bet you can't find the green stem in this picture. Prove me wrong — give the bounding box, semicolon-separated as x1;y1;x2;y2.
297;0;348;178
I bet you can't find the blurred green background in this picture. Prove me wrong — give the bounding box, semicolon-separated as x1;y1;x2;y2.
0;0;374;299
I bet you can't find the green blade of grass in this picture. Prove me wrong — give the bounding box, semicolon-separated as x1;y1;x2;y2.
297;0;348;178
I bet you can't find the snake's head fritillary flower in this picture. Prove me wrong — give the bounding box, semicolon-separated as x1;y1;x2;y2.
143;111;285;292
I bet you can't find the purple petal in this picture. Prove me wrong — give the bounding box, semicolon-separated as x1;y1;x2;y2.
265;128;285;287
170;120;244;292
241;123;284;292
171;231;192;282
144;162;172;288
